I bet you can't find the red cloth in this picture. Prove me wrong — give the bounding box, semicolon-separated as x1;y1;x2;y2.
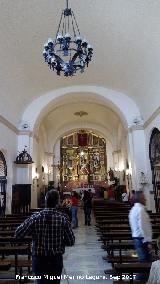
78;133;88;146
108;189;115;199
71;197;79;207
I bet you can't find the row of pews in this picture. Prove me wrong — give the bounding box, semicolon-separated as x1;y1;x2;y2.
93;199;160;284
0;206;71;283
0;213;31;283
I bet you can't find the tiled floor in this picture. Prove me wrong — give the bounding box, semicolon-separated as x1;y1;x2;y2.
61;207;113;284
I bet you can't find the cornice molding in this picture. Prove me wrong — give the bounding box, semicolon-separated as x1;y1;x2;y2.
0;115;19;134
144;107;160;128
19;130;33;136
128;125;144;132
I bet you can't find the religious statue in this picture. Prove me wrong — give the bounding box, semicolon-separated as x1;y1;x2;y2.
108;168;115;181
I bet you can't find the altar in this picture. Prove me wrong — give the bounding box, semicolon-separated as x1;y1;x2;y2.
74;187;95;194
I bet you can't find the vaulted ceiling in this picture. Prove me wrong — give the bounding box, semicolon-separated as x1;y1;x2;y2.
0;0;160;127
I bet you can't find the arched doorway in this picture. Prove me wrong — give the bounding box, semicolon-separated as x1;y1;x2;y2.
149;128;160;212
0;151;7;215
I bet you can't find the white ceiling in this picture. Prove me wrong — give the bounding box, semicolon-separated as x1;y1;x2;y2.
43;101;122;145
0;0;160;128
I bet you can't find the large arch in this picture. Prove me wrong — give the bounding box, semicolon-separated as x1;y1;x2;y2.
47;122;115;154
21;85;142;133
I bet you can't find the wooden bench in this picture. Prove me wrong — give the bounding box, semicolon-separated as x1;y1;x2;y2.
2;258;32;271
107;255;138;266
94;201;156;282
0;260;11;270
113;281;145;284
114;263;151;284
0;281;16;284
0;231;15;237
98;223;160;231
0;223;21;230
103;242;136;263
0;236;31;280
96;219;159;225
100;230;160;242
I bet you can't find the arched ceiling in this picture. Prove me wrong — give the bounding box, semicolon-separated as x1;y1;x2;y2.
39;100;126;151
0;0;160;126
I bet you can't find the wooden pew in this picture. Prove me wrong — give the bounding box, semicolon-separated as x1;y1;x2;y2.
0;237;31;278
0;223;22;230
114;263;151;284
113;281;145;284
98;223;160;235
0;231;16;237
0;281;16;284
100;230;160;242
94;200;156;282
0;260;11;270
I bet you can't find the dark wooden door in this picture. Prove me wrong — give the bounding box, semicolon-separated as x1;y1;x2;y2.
149;128;160;212
0;151;7;215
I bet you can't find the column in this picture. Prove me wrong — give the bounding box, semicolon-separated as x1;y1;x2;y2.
128;126;153;209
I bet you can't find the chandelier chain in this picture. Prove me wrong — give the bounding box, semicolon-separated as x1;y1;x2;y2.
56;12;63;38
71;13;76;38
66;0;69;10
72;11;81;37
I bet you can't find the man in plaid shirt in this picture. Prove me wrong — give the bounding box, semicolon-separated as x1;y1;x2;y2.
15;190;75;284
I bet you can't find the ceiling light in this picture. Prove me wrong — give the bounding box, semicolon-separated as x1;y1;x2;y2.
43;0;93;77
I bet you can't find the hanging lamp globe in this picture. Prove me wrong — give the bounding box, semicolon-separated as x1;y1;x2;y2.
43;0;93;77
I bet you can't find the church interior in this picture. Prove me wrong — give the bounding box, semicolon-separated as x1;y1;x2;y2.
0;0;160;283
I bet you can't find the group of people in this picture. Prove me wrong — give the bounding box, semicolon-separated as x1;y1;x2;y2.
14;188;160;283
15;188;93;283
62;189;93;228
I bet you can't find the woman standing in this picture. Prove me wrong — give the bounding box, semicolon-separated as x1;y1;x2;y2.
70;191;79;229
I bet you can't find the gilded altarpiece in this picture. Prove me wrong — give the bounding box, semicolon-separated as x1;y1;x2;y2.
60;131;107;187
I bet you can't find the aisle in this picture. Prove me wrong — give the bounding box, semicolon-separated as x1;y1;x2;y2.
62;208;113;284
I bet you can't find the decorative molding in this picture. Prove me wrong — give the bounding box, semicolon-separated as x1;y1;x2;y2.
128;125;144;132
0;115;36;139
0;115;19;134
144;107;160;128
74;111;88;117
19;131;33;136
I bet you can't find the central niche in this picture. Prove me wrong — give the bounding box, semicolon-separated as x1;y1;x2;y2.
60;130;107;187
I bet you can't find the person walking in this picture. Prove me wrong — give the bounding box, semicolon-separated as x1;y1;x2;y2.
129;191;152;280
70;191;79;229
15;190;75;284
82;190;93;226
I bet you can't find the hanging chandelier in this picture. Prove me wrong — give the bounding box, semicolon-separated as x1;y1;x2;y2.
43;0;93;77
